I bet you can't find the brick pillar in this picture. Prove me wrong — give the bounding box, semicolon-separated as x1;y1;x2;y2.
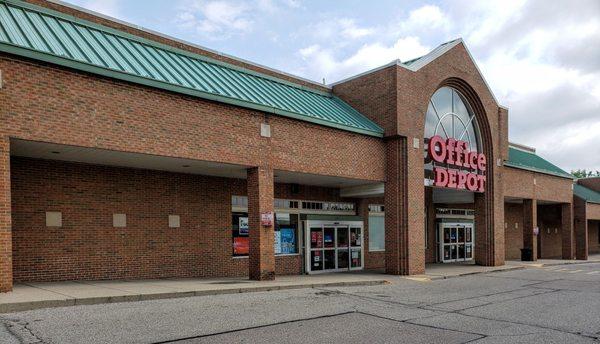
384;136;424;275
247;166;275;281
574;196;588;260
522;199;537;261
561;203;574;259
0;137;11;292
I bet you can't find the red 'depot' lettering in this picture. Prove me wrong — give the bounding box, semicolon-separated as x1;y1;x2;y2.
428;135;486;192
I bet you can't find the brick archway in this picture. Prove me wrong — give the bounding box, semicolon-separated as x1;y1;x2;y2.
427;78;501;266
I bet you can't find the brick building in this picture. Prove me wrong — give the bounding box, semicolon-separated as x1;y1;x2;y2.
0;0;596;292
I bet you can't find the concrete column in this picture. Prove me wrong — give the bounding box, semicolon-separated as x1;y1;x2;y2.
384;136;425;275
247;166;275;281
522;199;537;261
561;203;574;259
0;137;11;292
574;196;588;260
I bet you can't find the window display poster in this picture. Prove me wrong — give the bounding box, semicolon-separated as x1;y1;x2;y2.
324;232;333;245
274;230;281;254
233;237;249;255
239;217;249;235
274;228;296;254
280;228;296;254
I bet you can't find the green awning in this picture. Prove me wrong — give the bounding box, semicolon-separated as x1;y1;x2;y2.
505;146;573;179
574;184;600;204
0;0;384;137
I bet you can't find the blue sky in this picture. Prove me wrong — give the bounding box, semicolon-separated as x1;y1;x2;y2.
65;0;600;172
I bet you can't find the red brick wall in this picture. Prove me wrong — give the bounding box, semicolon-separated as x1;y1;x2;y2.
10;157;357;282
0;56;385;183
578;178;600;192
588;203;600;221
0;138;11;292
504;167;573;203
504;203;523;260
588;221;600;255
356;198;385;270
332;66;397;135
538;204;562;258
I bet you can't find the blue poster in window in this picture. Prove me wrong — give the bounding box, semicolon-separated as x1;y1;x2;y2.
279;228;296;254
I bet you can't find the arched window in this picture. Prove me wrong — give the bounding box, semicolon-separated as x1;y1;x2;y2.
424;87;481;179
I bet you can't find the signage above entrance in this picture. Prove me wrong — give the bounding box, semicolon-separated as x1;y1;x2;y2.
428;135;486;193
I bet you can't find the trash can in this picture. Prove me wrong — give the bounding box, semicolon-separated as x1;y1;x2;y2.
520;248;533;261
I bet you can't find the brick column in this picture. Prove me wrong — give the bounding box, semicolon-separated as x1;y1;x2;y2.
384;136;424;275
574;196;588;260
522;199;537;261
561;203;574;259
247;166;275;281
0;137;11;292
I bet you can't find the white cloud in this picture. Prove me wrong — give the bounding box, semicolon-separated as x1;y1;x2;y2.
405;5;449;31
293;0;599;170
338;18;375;39
177;1;253;39
299;36;429;82
459;0;600;171
77;0;121;18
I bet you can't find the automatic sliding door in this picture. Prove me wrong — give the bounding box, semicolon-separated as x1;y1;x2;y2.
309;227;323;271
336;226;349;269
305;221;364;273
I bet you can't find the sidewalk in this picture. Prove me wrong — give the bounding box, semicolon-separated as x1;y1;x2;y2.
3;256;599;313
401;254;600;281
506;253;600;268
0;273;387;313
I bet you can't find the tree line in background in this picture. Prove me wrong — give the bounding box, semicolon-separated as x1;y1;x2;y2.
571;169;600;178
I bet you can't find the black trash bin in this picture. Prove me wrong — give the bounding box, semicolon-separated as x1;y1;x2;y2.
520;248;533;261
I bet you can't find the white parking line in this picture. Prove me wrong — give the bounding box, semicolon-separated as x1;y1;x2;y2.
567;270;584;273
586;271;600;275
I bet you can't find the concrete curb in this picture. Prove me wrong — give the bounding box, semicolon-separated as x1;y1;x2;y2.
0;279;388;313
404;266;526;281
537;260;600;267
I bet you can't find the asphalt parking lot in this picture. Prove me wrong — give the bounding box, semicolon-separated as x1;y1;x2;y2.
2;262;600;343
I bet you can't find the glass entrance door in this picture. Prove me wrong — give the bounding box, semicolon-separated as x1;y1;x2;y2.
439;222;474;263
306;221;363;273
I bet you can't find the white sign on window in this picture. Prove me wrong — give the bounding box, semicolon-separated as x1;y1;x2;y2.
239;217;249;235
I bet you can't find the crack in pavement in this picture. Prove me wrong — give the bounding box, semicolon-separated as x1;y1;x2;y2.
316;285;596;341
0;317;48;344
148;311;357;344
354;310;487;342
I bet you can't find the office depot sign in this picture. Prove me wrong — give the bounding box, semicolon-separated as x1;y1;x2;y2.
428;135;486;193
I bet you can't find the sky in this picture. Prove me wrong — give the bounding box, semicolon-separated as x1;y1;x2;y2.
65;0;600;173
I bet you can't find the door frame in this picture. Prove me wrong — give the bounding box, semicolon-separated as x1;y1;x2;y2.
438;221;475;263
304;220;364;274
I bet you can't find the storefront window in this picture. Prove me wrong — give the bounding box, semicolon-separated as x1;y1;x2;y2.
424;87;481;180
368;215;385;251
232;212;299;256
274;213;299;255
232;212;249;256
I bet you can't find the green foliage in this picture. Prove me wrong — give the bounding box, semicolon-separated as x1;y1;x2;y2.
571;169;600;178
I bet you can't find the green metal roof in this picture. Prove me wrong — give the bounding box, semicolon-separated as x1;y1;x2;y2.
574;184;600;204
0;0;383;137
505;146;573;179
